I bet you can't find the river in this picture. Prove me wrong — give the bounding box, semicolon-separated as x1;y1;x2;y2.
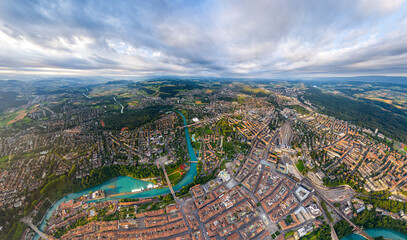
113;97;124;113
32;113;407;240
34;111;198;239
342;228;407;240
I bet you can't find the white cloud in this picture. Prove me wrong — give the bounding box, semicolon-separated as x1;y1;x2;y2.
0;0;406;78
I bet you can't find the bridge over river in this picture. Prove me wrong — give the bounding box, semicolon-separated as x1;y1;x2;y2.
30;110;199;240
21;217;53;240
303;177;373;240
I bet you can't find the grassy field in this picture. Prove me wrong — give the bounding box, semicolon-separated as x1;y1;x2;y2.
240;85;269;96
321;201;334;222
355;89;407;109
287;105;310;115
168;172;181;182
230;83;270;97
166;167;186;184
128;100;139;106
0;105;37;127
296;160;305;172
393;141;407;156
0;111;19;127
12;116;33;127
237;96;246;104
0;155;9;169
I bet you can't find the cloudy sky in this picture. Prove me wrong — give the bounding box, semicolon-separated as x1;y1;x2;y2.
0;0;407;79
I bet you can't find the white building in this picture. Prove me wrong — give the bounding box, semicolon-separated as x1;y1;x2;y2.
218;170;231;182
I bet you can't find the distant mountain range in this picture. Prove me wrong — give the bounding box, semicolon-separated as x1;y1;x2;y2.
1;75;406;85
308;76;407;85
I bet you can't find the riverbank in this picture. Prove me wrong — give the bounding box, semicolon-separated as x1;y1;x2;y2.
34;110;198;239
342;228;407;240
336;210;407;240
113;97;124;113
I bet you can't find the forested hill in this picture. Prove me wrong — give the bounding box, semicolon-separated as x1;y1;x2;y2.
303;87;407;143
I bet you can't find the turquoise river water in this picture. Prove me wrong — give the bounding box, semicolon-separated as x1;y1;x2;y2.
34;112;407;240
342;228;407;240
35;111;198;239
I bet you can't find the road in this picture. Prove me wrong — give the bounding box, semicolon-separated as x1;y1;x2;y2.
284;153;303;180
325;145;354;172
350;146;371;176
312;134;348;152
330;224;339;240
109;133;141;155
162;165;176;198
303;178;373;240
21;217;52;240
161;165;197;235
286;138;370;240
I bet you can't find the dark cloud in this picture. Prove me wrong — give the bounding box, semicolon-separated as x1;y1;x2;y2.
0;0;406;78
